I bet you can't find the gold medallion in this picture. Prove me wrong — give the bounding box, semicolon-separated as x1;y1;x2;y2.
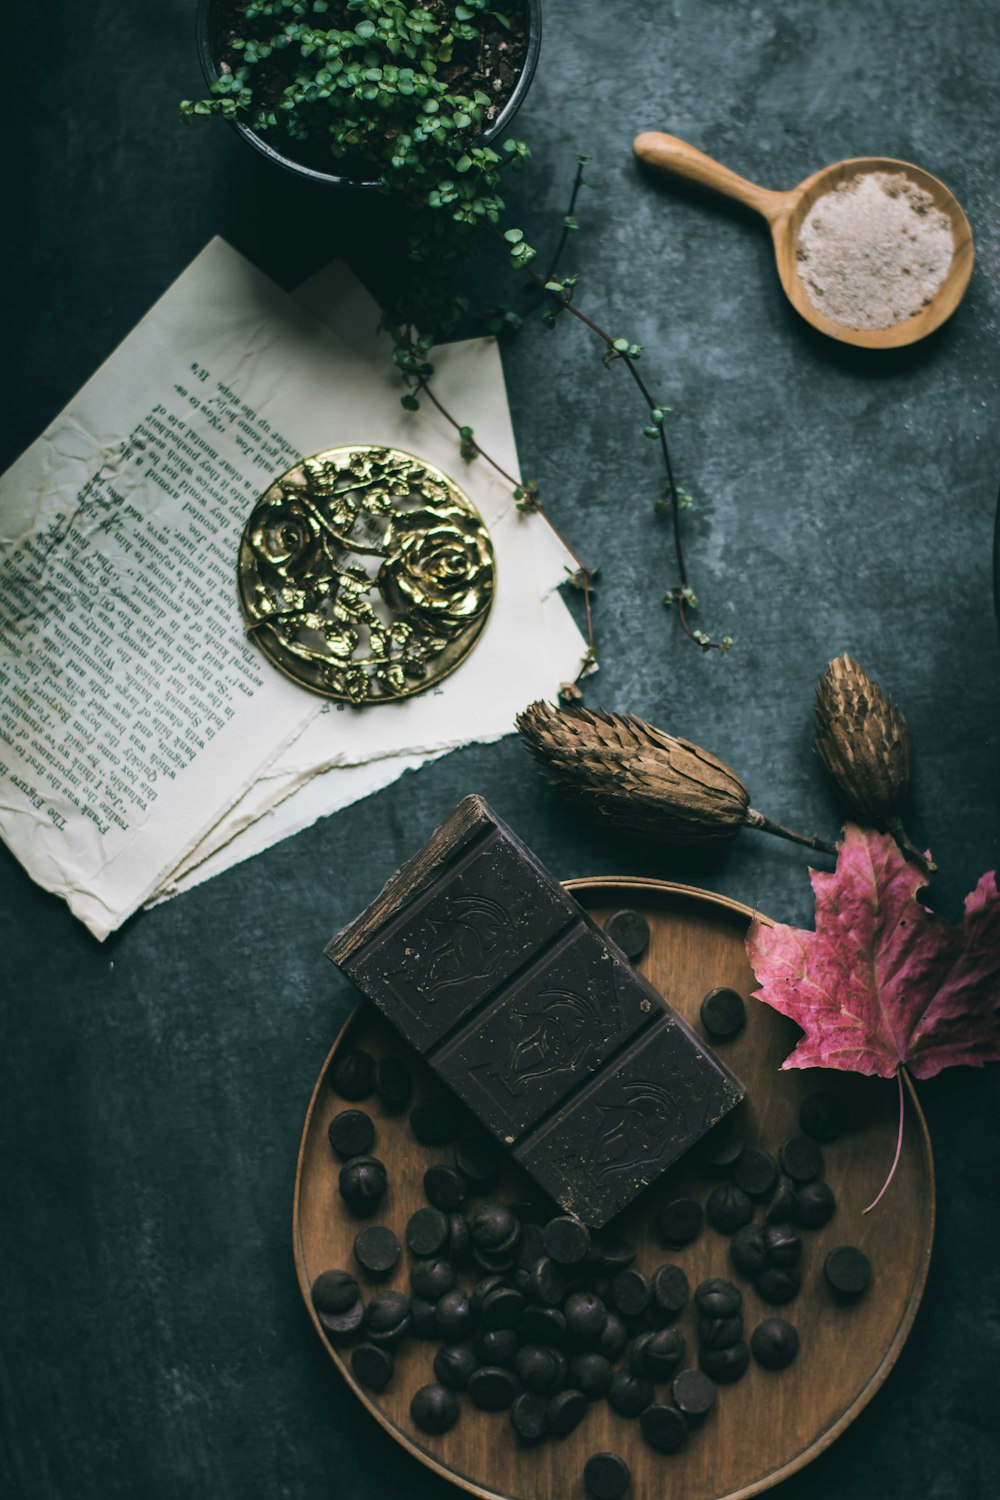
238;446;495;703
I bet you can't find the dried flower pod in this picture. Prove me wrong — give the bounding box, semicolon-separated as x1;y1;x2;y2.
814;655;930;870
516;703;837;856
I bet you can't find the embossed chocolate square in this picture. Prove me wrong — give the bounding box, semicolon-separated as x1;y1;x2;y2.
325;795;744;1227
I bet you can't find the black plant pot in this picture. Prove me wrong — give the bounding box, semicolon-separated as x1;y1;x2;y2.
197;0;542;189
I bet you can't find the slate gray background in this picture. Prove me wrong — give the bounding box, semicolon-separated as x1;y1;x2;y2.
3;1;998;1496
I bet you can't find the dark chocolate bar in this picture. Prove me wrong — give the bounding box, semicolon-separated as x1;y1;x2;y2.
326;796;744;1227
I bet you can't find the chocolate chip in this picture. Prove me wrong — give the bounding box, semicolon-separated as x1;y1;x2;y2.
698;1341;749;1383
697;1122;744;1174
779;1134;823;1184
351;1342;394;1390
600;1238;637;1272
697;1315;743;1350
372;1055;411;1112
706;1181;754;1234
327;1109;375;1160
750;1317;799;1369
730;1223;769;1277
699;987;746;1042
570;1352;613;1399
410;1296;438;1338
754;1266;802;1305
824;1245;871;1300
543;1216;591;1265
799;1091;848;1143
644;1326;686;1377
583;1453;631;1500
423;1164;467;1212
510;1391;549;1442
763;1223;802;1268
515;1344;563;1392
764;1175;799;1225
353;1224;400;1277
656;1196;704;1248
607;1370;654;1417
547;1388;588;1437
405;1207;450;1259
410;1382;459;1434
650;1263;689;1317
473;1244;515;1274
410;1096;463;1146
474;1326;519;1366
733;1148;779;1200
338;1156;387;1216
531;1256;566;1306
311;1269;360;1315
364;1289;410;1345
434;1288;472;1339
604;909;650;961
468;1365;518;1411
627;1331;653;1376
317;1300;364;1340
331;1048;375;1101
597;1312;628;1360
611;1268;649;1318
447;1212;471;1261
695;1278;742;1318
796;1179;836;1229
522;1305;567;1346
410;1257;456;1301
470;1202;519;1251
564;1291;607;1345
482;1285;525;1330
470;1274;505;1318
639;1403;688;1453
454;1131;502;1188
434;1342;477;1390
671;1367;716;1419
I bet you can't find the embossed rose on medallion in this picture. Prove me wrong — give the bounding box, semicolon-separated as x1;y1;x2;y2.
378;505;494;636
249;494;320;578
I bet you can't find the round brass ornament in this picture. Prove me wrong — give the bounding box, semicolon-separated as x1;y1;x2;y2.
238;446;495;703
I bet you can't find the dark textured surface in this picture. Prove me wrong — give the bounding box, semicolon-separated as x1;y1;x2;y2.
2;2;998;1497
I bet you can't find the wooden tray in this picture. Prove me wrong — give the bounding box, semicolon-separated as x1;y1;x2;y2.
294;878;935;1500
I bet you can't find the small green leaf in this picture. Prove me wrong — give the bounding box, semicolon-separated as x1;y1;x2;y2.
503;227;524;243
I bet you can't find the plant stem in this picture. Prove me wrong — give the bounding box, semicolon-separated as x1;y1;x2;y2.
745;809;839;857
495;225;728;651
864;1067;907;1214
542;160;586;287
887;815;937;874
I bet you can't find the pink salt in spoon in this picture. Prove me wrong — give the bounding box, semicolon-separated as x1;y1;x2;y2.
632;132;973;349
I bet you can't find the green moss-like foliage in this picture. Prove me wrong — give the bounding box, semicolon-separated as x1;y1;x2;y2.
181;0;534;257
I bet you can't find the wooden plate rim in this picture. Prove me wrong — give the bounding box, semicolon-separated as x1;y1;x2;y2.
293;876;936;1500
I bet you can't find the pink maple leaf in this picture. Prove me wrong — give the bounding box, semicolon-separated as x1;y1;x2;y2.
746;824;1000;1081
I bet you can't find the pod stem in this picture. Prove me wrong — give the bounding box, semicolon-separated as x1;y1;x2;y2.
886;815;937;874
746;809;839;858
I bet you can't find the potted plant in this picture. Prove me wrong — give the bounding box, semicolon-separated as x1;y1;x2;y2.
184;0;541;197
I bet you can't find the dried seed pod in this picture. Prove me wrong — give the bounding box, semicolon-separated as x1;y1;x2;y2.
814;655;930;869
516;703;836;856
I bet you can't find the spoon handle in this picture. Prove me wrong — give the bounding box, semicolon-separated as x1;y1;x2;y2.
633;133;789;224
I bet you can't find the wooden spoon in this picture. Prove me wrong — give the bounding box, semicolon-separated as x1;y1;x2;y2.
632;133;973;349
